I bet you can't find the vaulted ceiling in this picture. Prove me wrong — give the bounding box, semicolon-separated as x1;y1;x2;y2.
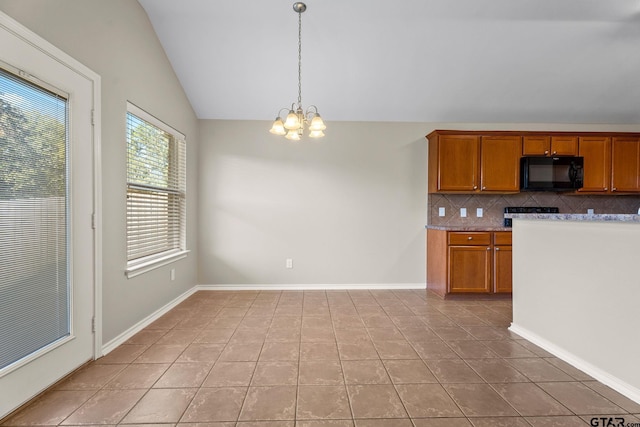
139;0;640;124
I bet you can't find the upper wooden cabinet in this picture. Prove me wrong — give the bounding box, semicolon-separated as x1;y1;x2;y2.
428;131;520;193
578;136;611;193
611;137;640;193
523;135;578;156
433;134;480;192
578;136;640;194
480;136;521;192
427;130;640;195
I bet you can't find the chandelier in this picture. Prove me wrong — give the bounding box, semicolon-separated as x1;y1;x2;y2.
269;2;326;140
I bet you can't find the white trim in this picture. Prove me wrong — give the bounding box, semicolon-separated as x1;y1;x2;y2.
101;287;197;355
509;323;640;405
126;101;185;139
92;74;102;360
196;283;426;291
125;250;190;279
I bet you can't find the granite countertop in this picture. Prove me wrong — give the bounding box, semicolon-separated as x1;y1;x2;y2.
425;225;512;231
503;213;640;222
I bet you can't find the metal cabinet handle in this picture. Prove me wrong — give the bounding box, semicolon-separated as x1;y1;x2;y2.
486;247;491;251
604;187;608;191
473;185;478;190
482;186;486;190
495;247;500;251
552;151;557;155
468;237;473;240
612;187;617;191
544;150;549;154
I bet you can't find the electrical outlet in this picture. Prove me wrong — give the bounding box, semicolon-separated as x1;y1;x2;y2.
460;207;467;218
587;208;594;215
170;269;175;281
438;207;445;217
476;208;483;218
286;258;293;269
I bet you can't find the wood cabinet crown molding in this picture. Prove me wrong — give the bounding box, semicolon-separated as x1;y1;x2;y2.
426;130;640;139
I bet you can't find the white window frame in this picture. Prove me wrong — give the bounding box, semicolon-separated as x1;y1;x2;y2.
125;102;188;278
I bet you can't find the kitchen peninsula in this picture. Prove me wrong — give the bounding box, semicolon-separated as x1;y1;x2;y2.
508;215;640;404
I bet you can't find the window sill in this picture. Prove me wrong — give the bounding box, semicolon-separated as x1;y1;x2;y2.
125;250;190;279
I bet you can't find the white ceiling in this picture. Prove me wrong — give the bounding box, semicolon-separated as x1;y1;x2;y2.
139;0;640;124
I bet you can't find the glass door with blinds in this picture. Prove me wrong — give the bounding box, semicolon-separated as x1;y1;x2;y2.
0;16;96;418
0;68;71;371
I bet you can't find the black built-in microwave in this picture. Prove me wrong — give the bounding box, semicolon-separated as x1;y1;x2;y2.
520;156;584;191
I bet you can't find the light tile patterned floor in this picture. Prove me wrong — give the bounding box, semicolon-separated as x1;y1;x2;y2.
3;289;640;426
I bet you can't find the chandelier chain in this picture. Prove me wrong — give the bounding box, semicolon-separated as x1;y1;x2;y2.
297;9;302;106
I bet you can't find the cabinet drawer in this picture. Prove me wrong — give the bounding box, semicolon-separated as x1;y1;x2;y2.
448;232;491;246
493;232;512;245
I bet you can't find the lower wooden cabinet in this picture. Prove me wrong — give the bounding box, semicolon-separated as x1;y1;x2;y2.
427;229;512;297
448;245;491;293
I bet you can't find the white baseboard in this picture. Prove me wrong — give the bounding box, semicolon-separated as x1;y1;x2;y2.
101;287;197;355
196;283;426;291
509;323;640;405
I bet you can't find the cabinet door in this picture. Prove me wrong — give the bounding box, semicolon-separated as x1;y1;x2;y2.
480;136;521;192
448;246;491;293
494;245;512;293
437;135;480;191
550;136;579;156
578;137;611;193
522;136;550;156
611;137;640;192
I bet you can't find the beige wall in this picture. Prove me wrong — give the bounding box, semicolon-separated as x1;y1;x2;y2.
198;120;428;286
0;0;200;343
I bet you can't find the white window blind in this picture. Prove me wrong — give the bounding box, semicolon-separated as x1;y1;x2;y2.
0;66;70;370
126;103;186;274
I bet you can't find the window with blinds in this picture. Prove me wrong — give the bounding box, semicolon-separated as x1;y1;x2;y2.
0;66;70;370
126;103;186;276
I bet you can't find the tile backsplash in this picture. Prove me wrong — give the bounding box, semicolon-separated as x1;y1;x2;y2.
428;193;640;227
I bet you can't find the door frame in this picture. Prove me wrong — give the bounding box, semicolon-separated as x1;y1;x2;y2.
0;10;102;414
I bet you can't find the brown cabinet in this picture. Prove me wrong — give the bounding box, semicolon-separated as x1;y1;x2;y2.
427;229;512;297
427;130;640;196
432;134;480;192
578;136;611;193
449;245;491;293
493;232;512;293
428;131;520;193
577;136;640;194
611;137;640;193
480;136;521;192
523;135;578;156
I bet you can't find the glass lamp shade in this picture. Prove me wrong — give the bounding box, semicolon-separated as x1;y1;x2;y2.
285;129;301;141
284;110;301;130
309;114;326;131
309;130;325;138
269;118;286;135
